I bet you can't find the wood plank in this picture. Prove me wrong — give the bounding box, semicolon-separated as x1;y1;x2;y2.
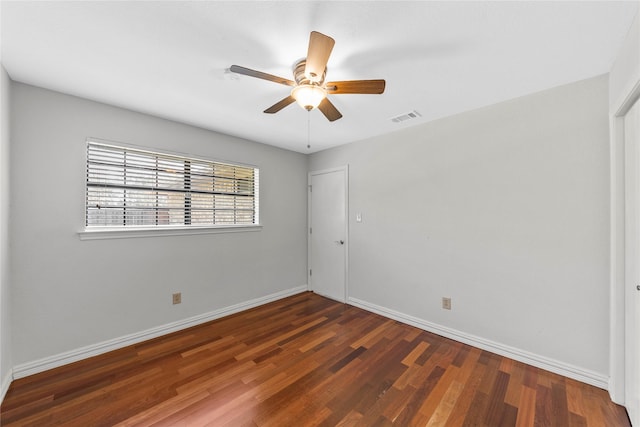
417;365;460;419
565;378;586;416
535;384;553;426
424;379;465;426
401;340;430;367
551;381;570;427
349;319;395;349
515;385;537;427
393;366;446;425
504;360;525;406
444;349;485;426
484;370;510;426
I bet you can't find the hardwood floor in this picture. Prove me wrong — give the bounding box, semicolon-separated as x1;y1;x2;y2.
1;292;630;426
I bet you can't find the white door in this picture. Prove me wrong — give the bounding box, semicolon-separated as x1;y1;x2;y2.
309;167;347;302
625;98;640;426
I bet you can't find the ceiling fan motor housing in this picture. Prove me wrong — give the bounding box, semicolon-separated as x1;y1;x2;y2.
294;59;326;86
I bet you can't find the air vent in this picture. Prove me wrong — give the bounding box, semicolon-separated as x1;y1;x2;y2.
391;110;422;123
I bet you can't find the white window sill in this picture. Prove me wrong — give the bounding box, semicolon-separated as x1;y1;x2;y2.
78;224;262;240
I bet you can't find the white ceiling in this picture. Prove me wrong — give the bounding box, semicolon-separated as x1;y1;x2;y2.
1;1;638;153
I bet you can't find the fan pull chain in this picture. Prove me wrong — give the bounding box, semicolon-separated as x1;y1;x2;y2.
307;111;311;150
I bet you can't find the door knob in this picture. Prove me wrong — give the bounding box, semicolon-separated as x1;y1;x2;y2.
336;240;344;245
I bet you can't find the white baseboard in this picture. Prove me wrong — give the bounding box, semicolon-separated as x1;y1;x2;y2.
348;296;609;390
1;368;12;404
13;285;309;379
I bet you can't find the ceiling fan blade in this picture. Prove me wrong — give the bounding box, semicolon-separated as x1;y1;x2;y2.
264;96;296;114
317;98;343;122
325;80;386;94
305;31;335;83
230;65;295;87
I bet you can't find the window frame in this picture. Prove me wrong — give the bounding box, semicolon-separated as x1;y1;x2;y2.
79;138;261;240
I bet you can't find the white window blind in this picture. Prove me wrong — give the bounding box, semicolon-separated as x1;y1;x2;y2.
86;141;259;228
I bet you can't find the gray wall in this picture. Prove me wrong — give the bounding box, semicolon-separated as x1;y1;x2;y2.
0;65;12;397
10;83;308;366
311;75;610;377
610;12;639;111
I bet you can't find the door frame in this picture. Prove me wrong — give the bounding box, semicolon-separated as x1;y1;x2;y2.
610;80;640;405
308;165;349;303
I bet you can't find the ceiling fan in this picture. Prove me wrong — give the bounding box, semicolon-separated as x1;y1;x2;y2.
230;31;386;122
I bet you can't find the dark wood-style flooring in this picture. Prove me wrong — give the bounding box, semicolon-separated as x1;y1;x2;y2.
0;292;630;426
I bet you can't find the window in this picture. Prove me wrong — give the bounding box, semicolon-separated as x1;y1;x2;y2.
85;140;259;229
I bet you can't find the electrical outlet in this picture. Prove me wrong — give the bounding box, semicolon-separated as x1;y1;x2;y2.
172;292;182;305
442;297;451;310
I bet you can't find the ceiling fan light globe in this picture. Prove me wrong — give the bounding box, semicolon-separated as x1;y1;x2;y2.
291;84;326;110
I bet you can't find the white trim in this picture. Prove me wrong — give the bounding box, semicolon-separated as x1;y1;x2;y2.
308;165;349;303
344;166;349;304
348;297;609;390
609;112;626;403
307;175;312;292
12;285;308;379
0;368;12;405
616;80;640;116
78;224;262;240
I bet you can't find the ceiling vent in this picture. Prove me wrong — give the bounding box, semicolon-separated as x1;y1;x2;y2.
391;110;422;123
